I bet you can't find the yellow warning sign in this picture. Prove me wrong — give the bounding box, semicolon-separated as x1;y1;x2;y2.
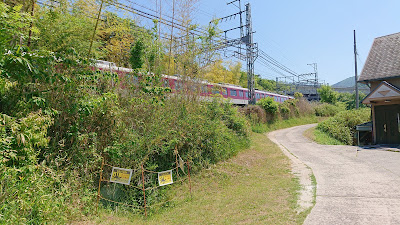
110;167;132;185
158;170;173;186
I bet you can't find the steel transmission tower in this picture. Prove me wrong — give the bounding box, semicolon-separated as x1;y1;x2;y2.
212;0;258;104
245;3;257;104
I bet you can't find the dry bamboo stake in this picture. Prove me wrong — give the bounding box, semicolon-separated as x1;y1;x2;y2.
168;0;175;75
141;164;147;217
96;157;104;214
187;159;192;197
27;0;35;47
88;0;104;59
175;147;179;177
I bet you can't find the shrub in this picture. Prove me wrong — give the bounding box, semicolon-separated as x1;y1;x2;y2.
294;92;303;99
314;103;343;117
279;105;291;119
256;97;279;120
256;97;279;114
281;99;299;118
297;98;315;117
317;108;370;145
239;105;267;124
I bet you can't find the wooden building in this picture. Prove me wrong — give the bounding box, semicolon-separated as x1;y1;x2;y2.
359;32;400;144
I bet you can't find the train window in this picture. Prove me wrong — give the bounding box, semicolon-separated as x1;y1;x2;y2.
212;88;220;94
230;89;237;96
175;81;182;90
201;85;207;93
256;93;260;99
163;79;169;87
274;96;277;101
239;90;243;97
132;75;139;84
223;88;227;95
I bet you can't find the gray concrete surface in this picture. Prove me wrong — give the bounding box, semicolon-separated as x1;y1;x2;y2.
269;124;400;225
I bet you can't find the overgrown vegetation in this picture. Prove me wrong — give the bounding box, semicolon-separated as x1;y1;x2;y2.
92;132;309;224
304;126;346;145
0;1;252;223
314;85;371;145
317;108;370;145
240;94;321;133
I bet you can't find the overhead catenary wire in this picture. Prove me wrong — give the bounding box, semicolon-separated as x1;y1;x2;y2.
41;0;304;84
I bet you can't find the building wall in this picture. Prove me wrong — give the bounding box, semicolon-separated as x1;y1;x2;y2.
366;78;400;144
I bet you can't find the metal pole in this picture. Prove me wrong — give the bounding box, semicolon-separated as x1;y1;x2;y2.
354;30;359;109
141;164;147;217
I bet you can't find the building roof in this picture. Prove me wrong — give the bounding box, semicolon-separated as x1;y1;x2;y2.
359;32;400;82
362;81;400;104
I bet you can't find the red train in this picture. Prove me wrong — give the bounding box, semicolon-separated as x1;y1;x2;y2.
95;60;294;105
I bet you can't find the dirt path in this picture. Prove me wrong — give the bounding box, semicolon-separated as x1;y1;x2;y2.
269;124;400;225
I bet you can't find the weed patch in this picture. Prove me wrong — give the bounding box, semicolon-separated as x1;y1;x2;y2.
91;132;307;224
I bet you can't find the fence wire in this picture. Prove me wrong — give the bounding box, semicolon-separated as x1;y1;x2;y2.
97;155;192;216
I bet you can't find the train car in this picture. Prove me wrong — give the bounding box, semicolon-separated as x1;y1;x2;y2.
94;60;294;104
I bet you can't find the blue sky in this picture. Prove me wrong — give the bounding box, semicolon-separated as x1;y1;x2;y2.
193;0;400;85
117;0;400;85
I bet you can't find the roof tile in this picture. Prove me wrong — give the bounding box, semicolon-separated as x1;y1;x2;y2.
359;32;400;82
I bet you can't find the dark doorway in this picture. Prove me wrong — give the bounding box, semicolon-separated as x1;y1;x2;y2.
375;105;400;144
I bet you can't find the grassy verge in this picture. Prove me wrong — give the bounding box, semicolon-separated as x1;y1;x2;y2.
304;126;346;145
252;116;324;133
86;132;307;224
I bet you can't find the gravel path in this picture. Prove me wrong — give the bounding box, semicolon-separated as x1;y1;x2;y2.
268;124;400;225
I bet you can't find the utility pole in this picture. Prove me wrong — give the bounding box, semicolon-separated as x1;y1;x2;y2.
354;30;359;109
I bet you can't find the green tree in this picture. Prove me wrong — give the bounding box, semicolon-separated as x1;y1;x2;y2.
337;92;367;109
256;75;276;91
34;0;102;57
294;92;303;99
0;3;34;55
130;39;145;70
318;85;338;104
204;60;242;84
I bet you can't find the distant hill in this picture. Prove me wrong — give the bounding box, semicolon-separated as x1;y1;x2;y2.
332;76;368;88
